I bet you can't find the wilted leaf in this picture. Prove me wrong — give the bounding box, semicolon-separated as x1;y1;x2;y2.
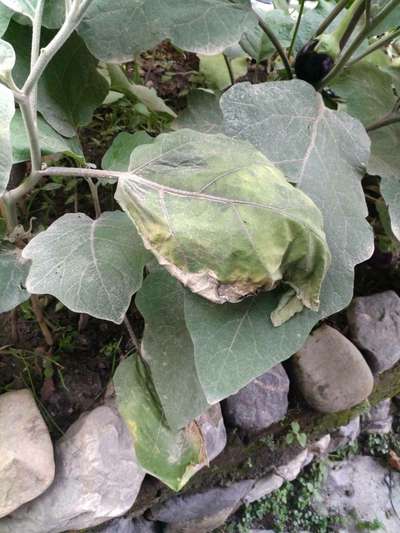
11;110;83;164
114;354;206;491
115;129;331;324
136;270;209;430
0;83;14;197
102;131;153;172
0;245;30;313
172;90;224;134
78;0;256;62
22;212;150;323
221;80;373;318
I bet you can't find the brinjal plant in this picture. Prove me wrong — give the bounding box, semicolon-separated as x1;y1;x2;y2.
0;0;399;490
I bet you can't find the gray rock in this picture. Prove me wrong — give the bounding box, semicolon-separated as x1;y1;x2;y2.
309;435;331;457
244;474;284;503
149;480;253;532
97;517;158;533
276;448;310;482
0;406;145;533
292;325;374;413
0;389;55;518
347;291;400;373
196;403;226;463
329;417;360;452
223;364;289;432
361;399;393;434
315;455;400;532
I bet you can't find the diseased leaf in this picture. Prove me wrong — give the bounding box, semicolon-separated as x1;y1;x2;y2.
78;0;256;62
11;110;83;164
0;245;30;313
115;129;331;324
221;80;373;318
330;62;400;240
4;22;108;137
184;288;317;403
114;354;206;491
102;131;153;172
136;270;209;430
172;90;224;134
0;83;14;197
22;212;150;324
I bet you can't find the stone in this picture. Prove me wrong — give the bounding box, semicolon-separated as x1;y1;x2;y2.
329;417;360;452
149;480;254;533
276;448;310;482
309;434;331;457
222;364;289;432
244;474;284;503
0;406;145;533
315;456;400;532
347;291;400;373
196;403;226;463
292;325;374;413
97;517;158;533
0;389;55;519
361;399;393;434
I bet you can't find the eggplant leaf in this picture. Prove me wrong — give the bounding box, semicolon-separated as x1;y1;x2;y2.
0;245;30;313
114;354;207;491
0;82;14;197
221;80;373;318
115;129;331;325
22;212;150;324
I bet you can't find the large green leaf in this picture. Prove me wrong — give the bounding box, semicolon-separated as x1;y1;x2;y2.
114;354;206;491
172;90;224;134
0;245;30;313
115;129;331;325
136;270;209;430
221;80;373;318
370;0;400;34
184;289;317;403
11;110;83;163
78;0;256;62
4;22;108;137
330;62;400;240
0;83;14;197
22;212;150;323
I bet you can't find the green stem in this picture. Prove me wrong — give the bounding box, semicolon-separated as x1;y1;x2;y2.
318;0;399;88
337;0;366;50
315;0;351;36
348;27;400;66
30;0;46;119
0;197;18;232
255;12;292;79
223;53;235;86
85;177;101;218
288;0;305;58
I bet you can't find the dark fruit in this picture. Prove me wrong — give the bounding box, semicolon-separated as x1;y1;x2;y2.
294;40;334;87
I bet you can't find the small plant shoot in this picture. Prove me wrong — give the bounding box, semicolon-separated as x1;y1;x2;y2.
0;0;399;490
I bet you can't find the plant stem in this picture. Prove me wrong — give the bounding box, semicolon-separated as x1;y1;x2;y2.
338;0;366;50
318;0;400;88
123;316;140;353
223;53;235;86
85;177;102;218
0;197;18;232
348;27;400;66
366;112;400;132
30;0;46;119
31;295;54;346
255;12;292;79
23;0;94;95
288;0;305;58
315;0;351;36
